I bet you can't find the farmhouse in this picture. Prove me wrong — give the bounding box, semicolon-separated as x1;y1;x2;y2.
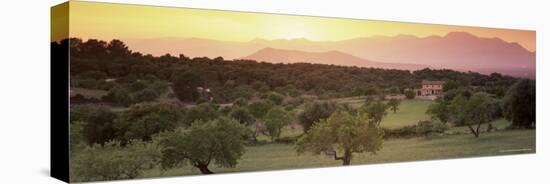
415;80;444;99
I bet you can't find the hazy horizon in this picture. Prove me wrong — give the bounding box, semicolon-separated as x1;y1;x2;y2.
56;1;535;52
56;1;536;78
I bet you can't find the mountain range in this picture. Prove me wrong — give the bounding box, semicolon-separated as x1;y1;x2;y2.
241;48;428;71
124;31;535;78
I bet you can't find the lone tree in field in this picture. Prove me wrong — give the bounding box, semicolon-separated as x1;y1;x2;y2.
263;107;293;141
387;99;401;113
296;111;384;165
502;79;536;129
454;93;492;137
157;117;247;174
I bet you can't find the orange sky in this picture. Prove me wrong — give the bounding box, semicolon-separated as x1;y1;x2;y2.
54;1;536;52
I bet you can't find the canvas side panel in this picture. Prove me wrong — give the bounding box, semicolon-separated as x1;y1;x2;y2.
51;2;70;183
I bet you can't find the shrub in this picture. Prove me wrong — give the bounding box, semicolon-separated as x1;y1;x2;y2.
133;88;159;103
105;86;133;106
416;120;449;137
233;97;248;107
404;89;416;99
382;125;418;139
267;92;285;105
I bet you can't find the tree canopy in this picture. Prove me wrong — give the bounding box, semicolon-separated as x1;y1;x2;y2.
263;107;293;141
297;101;338;133
70;140;160;182
67;38;521;104
157;117;247;174
296;111;384;165
503;79;536;128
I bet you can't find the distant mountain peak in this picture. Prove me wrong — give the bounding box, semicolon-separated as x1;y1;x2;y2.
444;31;477;39
241;47;427;71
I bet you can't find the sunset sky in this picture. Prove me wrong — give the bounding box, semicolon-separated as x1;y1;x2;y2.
56;1;536;52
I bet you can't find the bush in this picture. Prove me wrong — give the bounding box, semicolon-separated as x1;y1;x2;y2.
404;89;416;99
382;125;417;139
416;120;449;137
267;92;285;105
105;86;133;106
233;97;248;107
133;88;159;103
283;97;305;110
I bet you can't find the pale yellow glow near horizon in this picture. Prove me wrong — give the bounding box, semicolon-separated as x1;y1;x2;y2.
64;1;536;51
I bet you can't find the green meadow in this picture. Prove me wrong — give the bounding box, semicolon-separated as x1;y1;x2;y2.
145;129;535;177
142;99;535;177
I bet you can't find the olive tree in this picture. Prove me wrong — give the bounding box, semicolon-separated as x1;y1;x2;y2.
263;107;293;141
157;117;247;174
502;79;536;128
387;99;401;113
171;70;203;102
404;89;416;99
229;107;255;126
297;101;338;133
426;97;451;124
296;111;384;165
183;103;219;125
115;103;183;141
454;93;493;137
360;101;388;126
71;106;118;145
70;140;160;182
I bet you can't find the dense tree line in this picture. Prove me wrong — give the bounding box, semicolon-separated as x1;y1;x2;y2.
56;38;521;104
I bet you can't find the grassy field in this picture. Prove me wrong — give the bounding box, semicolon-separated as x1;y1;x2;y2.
143;129;535;178
381;100;433;128
141;98;535;178
340;98;434;128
